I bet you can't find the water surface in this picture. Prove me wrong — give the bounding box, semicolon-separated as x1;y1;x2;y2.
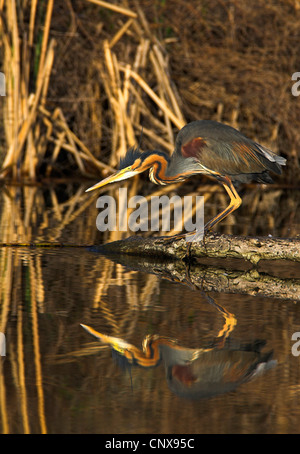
0;183;299;434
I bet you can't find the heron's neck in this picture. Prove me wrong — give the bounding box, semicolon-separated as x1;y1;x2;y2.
146;150;170;185
148;150;198;185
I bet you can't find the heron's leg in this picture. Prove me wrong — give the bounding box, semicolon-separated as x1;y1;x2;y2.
184;176;240;258
161;176;240;252
163;177;240;244
200;292;237;348
204;176;242;232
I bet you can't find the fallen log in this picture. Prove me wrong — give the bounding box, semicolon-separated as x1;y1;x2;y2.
92;234;300;301
97;232;300;264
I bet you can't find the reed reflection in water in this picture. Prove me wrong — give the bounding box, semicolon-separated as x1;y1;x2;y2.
0;184;299;433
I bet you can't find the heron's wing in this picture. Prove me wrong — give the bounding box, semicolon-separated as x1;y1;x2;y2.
181;136;285;179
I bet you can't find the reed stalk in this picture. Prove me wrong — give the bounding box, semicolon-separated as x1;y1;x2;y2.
0;0;188;182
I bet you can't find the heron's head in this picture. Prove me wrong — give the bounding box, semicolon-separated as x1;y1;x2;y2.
86;147;169;192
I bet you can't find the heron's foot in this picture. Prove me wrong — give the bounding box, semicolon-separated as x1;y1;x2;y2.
160;228;210;263
160;232;190;245
183;228;209;262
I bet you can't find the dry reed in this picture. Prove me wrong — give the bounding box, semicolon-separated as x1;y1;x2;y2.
0;0;187;183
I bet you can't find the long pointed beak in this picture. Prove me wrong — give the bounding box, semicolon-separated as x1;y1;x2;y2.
85;166;141;192
80;323;136;352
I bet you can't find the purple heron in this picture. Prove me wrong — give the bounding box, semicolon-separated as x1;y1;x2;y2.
86;120;286;237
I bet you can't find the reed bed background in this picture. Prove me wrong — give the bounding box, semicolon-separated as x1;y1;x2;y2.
0;0;299;184
1;0;299;241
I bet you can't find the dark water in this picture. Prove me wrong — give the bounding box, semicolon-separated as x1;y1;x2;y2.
0;183;299;434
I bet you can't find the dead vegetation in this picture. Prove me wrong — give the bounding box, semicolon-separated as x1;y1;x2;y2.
0;0;299;184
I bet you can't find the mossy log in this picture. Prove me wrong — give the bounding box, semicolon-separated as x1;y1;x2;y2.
95;233;300;301
99;233;300;264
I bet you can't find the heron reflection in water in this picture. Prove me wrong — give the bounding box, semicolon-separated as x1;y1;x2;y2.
81;296;276;400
